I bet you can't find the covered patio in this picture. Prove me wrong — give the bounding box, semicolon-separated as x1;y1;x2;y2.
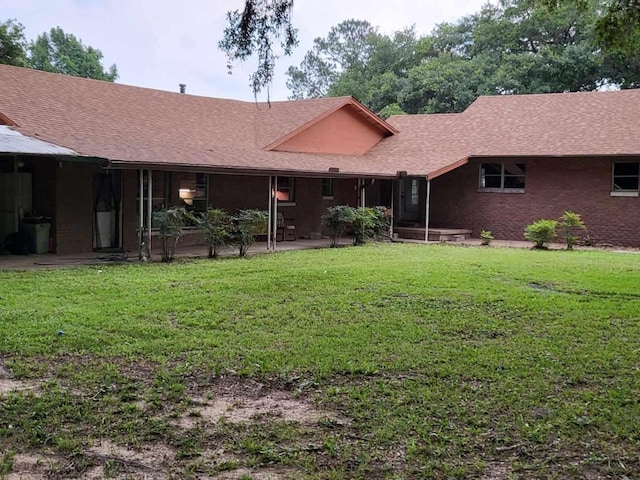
0;237;355;270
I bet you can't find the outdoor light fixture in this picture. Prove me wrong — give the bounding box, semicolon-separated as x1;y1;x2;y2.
179;188;195;205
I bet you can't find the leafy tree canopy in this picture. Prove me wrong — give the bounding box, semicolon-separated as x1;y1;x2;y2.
0;19;28;67
285;0;640;116
0;21;118;82
222;0;639;99
29;27;118;81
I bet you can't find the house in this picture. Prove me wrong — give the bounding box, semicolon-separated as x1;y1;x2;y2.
0;64;639;256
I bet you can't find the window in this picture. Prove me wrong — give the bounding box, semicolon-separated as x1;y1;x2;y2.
612;162;639;194
321;178;333;198
479;163;526;192
276;177;295;203
137;170;170;227
409;179;420;206
177;172;209;213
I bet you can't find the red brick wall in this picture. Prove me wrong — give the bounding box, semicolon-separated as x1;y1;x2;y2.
430;157;640;247
55;162;95;254
210;174;359;239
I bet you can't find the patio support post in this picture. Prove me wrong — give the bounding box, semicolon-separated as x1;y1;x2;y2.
12;155;19;233
267;176;272;251
138;169;144;259
273;175;278;250
424;178;431;243
146;169;152;256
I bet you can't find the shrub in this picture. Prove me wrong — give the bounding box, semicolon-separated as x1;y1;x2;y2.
323;205;358;247
196;208;234;259
323;205;391;247
524;219;558;249
152;207;193;262
352;206;391;245
480;229;494;245
231;209;268;257
558;211;586;250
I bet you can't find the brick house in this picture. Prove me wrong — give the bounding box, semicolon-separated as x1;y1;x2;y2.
0;64;639;255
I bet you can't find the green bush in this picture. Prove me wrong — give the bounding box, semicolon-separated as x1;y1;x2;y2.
352;206;391;245
558;211;586;250
231;209;268;257
480;229;494;245
323;205;390;247
323;205;358;247
152;207;194;262
524;219;558;249
196;208;234;259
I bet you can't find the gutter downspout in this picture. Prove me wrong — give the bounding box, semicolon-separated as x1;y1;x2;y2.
424;177;431;243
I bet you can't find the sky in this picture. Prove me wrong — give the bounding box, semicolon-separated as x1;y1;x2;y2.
2;0;488;101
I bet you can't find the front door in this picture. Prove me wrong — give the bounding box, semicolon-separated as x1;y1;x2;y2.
400;178;421;223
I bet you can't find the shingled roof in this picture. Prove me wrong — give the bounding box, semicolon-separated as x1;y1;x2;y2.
1;64;639;179
0;65;397;177
463;89;640;158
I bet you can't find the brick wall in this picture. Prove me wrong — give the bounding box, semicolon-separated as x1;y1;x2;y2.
210;174;359;239
430;157;640;247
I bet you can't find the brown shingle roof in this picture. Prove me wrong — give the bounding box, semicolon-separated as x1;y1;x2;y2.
2;64;639;179
463;89;640;158
0;65;398;177
368;114;470;177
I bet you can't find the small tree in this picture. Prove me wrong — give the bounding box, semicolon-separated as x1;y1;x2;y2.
323;205;357;247
558;211;586;250
197;208;234;259
232;209;268;257
524;219;558;249
152;207;192;262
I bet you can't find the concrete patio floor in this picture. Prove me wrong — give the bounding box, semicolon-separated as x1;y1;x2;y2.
0;237;354;271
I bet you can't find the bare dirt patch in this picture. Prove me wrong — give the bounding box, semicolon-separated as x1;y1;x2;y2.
3;452;57;480
86;439;175;479
216;466;302;479
178;389;347;429
0;378;38;395
481;461;510;480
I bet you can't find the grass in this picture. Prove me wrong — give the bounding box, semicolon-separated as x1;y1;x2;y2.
0;243;639;478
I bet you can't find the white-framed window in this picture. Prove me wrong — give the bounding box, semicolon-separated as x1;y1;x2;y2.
479;162;526;193
321;178;333;198
611;162;639;196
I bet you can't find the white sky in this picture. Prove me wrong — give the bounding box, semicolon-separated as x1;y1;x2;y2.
2;0;488;101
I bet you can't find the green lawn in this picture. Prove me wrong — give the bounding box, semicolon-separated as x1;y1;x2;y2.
0;243;639;479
